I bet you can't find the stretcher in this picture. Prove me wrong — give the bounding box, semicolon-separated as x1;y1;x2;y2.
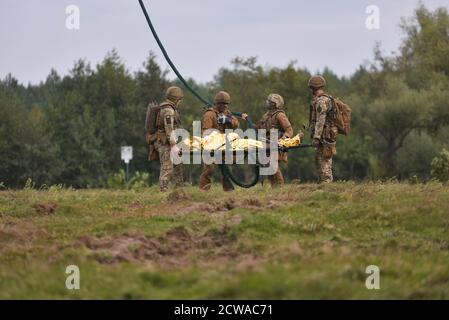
180;131;305;154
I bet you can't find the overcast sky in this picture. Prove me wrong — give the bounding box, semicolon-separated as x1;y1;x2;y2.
1;0;448;85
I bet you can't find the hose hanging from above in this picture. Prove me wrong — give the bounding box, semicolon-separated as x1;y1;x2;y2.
138;0;255;128
138;0;211;107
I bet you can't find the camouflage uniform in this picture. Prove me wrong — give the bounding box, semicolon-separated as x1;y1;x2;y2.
199;91;240;191
255;94;293;187
148;87;184;192
310;94;338;183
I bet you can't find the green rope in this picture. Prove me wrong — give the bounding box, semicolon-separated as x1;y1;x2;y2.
138;0;211;107
138;0;255;126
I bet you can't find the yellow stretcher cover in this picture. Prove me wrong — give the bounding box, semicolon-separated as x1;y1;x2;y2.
181;131;302;151
277;134;302;148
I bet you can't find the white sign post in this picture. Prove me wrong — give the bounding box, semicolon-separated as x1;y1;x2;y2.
121;146;133;182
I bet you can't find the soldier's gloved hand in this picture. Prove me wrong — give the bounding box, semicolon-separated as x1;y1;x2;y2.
217;114;232;125
312;138;321;148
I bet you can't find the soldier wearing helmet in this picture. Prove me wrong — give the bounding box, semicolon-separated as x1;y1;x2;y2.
308;75;338;183
199;91;240;191
151;86;184;192
243;93;293;186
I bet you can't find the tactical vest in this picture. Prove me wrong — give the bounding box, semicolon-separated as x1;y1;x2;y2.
258;110;286;137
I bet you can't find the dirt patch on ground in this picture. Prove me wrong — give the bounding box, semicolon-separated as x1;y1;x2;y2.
228;197;291;211
177;202;223;215
140;191;299;217
0;222;48;242
79;225;237;267
171;196;293;216
0;221;48;253
33;203;58;215
126;201;144;210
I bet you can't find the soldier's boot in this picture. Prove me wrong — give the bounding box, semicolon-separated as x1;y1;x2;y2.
159;172;171;192
268;167;284;187
319;165;333;183
199;164;214;190
320;177;333;184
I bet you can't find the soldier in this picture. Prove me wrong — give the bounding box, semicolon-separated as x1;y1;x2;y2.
149;86;184;192
242;94;293;186
308;75;338;183
199;91;240;191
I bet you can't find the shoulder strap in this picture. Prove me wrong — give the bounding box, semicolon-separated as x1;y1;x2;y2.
316;92;333;100
316;93;335;114
159;102;174;110
156;103;175;129
204;107;219;116
271;109;285;120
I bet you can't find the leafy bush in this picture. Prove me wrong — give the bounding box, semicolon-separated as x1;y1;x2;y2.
107;169;149;190
430;149;449;182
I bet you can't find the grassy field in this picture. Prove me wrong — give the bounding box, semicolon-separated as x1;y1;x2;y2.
0;182;448;299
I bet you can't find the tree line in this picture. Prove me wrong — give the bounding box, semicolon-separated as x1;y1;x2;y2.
1;5;449;188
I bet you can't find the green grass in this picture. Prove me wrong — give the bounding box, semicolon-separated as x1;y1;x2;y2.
1;182;449;299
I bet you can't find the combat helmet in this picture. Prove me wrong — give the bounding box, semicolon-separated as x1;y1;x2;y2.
165;86;184;101
267;93;284;109
214;91;231;105
308;75;326;89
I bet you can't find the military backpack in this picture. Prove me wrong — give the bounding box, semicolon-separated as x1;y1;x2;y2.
145;101;173;135
329;96;351;135
317;94;352;136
